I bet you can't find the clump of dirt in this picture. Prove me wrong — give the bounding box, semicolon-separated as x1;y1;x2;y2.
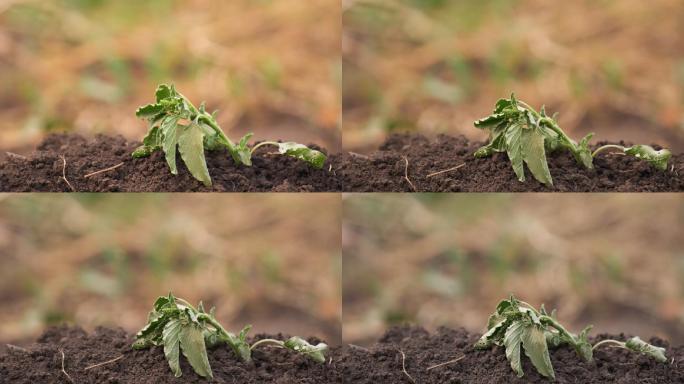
339;134;684;192
0;134;342;192
337;326;684;383
0;326;341;384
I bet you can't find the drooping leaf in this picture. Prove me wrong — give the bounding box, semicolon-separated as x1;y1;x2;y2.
136;103;165;118
504;123;525;182
624;145;672;171
156;84;174;102
163;319;183;377
503;320;526;377
521;126;553;186
574;326;594;362
178;123;212;187
474;113;506;129
180;324;213;379
475;317;509;349
521;325;555;379
161;117;181;175
276;142;327;169
625;337;667;363
283;337;328;363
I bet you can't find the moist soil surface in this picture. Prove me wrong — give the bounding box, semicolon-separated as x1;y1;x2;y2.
0;134;341;192
339;134;684;192
0;326;341;384
337;326;684;384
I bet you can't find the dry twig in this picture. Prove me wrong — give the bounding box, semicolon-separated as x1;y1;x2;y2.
59;155;76;192
59;349;74;383
84;162;124;178
426;163;466;178
426;355;465;371
398;349;415;383
84;355;125;371
402;156;416;191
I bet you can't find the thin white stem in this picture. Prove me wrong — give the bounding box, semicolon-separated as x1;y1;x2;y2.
250;339;284;350
592;145;626;158
250;141;280;154
592;339;625;351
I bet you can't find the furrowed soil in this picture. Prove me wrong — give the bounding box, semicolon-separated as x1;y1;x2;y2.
337;326;684;384
0;134;341;192
0;326;341;384
339;134;684;192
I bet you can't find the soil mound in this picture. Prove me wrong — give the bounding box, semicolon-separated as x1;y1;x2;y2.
339;134;684;192
0;326;341;383
337;325;683;383
0;134;342;192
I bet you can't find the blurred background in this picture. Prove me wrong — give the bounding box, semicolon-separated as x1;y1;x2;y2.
0;194;341;344
343;0;684;152
343;194;684;345
0;0;341;152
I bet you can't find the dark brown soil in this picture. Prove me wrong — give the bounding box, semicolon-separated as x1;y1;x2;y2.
0;326;341;384
339;134;684;192
0;134;342;192
337;326;684;384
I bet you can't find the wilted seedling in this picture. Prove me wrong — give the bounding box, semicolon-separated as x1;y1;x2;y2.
475;296;667;380
132;84;327;187
133;293;329;380
474;95;672;186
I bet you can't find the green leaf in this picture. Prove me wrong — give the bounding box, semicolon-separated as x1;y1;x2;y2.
178;124;212;187
475;317;509;349
574;326;594;362
180;324;213;379
624;145;672;171
132;145;155;158
503;320;526;377
521;127;553;186
625;337;667;363
504;123;525;182
161;117;181;175
574;133;595;169
233;133;253;166
521;325;555;379
474;113;505;129
283;336;328;363
156;84;174;102
494;98;514;113
276;142;327;169
136;103;164;119
163;319;183;378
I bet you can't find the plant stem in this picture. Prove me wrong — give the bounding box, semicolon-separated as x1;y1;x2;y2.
250;339;284;350
540;316;577;345
592;144;625;158
250;141;280;154
592;339;626;351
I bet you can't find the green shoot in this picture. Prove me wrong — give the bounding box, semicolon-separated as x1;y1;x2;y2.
593;144;672;171
132;84;327;187
474;95;671;186
475;296;667;380
133;293;329;380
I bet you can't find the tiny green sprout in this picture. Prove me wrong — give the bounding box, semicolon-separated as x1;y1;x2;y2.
133;293;328;380
475;295;667;380
474;95;671;186
133;84;327;187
